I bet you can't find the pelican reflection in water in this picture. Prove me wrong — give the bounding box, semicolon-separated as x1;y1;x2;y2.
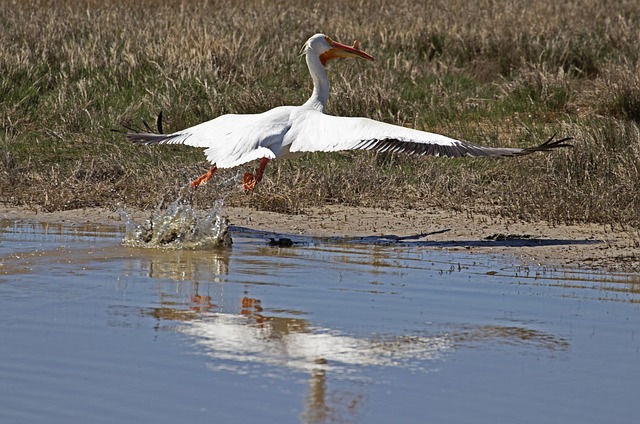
134;246;569;423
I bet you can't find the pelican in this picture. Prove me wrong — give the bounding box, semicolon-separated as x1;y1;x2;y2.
125;33;571;191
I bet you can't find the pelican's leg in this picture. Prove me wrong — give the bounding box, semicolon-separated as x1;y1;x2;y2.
191;165;217;189
242;158;270;192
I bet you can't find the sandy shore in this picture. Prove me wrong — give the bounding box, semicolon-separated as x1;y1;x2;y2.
2;204;639;272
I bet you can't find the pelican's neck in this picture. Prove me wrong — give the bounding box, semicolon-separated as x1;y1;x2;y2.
303;52;329;112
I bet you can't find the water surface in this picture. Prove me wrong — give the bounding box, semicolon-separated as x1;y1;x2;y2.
1;219;639;424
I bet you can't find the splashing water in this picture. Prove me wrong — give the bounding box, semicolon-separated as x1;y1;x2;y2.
120;198;232;249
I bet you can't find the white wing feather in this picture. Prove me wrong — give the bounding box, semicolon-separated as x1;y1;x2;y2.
127;106;294;168
287;108;526;157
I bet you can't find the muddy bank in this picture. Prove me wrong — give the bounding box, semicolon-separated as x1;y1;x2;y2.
1;204;638;272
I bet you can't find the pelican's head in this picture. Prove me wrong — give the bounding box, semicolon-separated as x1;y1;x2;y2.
303;33;374;66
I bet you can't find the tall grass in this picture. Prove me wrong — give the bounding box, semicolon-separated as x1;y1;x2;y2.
1;0;639;227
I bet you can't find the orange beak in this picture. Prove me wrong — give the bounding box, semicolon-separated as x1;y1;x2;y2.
320;36;374;66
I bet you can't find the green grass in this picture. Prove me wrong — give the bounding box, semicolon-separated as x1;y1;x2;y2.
1;0;640;228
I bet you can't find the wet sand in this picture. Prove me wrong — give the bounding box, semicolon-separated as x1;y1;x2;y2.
1;204;639;272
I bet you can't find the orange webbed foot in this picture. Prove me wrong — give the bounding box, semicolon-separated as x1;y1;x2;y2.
242;158;270;192
242;173;257;192
191;167;217;189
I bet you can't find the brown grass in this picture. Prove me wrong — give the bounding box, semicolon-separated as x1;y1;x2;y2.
1;0;640;228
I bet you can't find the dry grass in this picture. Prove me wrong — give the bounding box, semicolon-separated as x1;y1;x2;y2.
1;0;640;227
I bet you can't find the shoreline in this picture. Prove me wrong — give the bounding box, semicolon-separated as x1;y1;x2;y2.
2;204;639;272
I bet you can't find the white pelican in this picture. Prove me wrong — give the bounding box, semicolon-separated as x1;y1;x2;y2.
126;33;571;191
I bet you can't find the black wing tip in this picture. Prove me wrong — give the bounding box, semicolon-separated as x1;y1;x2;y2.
156;111;163;134
110;121;139;135
113;112;165;141
520;134;574;155
142;118;153;133
542;133;573;147
125;132;168;145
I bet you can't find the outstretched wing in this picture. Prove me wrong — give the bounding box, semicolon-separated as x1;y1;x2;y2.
126;106;295;168
288;109;572;157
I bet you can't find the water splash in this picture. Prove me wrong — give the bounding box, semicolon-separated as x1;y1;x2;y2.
119;198;232;249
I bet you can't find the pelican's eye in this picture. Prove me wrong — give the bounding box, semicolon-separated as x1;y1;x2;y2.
325;36;335;46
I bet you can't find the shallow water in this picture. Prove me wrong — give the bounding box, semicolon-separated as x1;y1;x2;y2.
1;219;639;424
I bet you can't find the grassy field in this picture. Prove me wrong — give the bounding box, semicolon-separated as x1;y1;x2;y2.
2;0;640;227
